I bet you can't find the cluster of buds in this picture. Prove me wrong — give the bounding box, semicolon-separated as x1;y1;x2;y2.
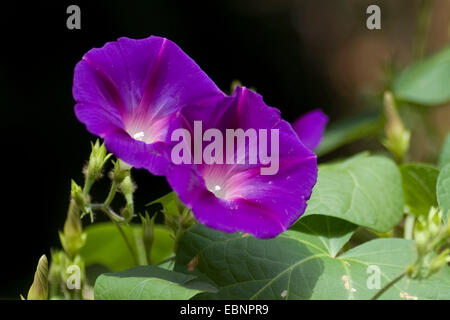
149;192;196;252
48;251;87;300
382;91;411;163
110;160;136;222
408;207;450;279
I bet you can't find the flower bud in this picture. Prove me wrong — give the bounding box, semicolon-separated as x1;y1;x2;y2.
119;175;135;222
428;249;450;276
71;180;93;222
413;216;430;254
64;200;82;237
27;255;49;300
382;91;410;162
120;176;135;199
120;203;135;222
140;212;156;264
85;140;112;181
112;160;132;184
427;207;443;238
71;180;86;210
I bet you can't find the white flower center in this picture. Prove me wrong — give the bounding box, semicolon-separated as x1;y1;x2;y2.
133;131;145;141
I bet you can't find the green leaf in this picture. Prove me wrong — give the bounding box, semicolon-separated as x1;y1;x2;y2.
94;265;216;300
291;215;357;257
439;133;450;168
175;224;450;300
303;154;404;232
80;222;174;271
437;164;450;221
400;163;439;216
315;112;382;156
146;191;183;217
393;45;450;106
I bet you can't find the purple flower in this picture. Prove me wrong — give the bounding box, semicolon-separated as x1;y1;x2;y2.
166;86;318;238
73;36;224;175
293;109;328;151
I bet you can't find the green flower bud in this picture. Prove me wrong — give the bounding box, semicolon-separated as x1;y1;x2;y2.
414;216;430;254
181;207;196;229
120;203;135;222
27;255;49;300
140;212;156;264
382;91;410;162
71;180;85;210
112;159;132;184
71;180;93;222
85;140;112;181
428;249;450;276
119;175;135;222
426;207;443;238
64;200;82;237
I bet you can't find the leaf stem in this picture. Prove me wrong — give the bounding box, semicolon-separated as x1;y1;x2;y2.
90;203;124;222
371;271;406;300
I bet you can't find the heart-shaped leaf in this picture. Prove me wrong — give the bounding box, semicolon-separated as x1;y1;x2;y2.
303;154;404;232
80;222;174;271
94;265;216;300
393;44;450;106
400;163;439;216
175;224;450;300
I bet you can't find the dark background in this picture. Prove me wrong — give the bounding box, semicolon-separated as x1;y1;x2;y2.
0;0;449;298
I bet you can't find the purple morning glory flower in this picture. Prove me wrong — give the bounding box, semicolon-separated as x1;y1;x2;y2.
73;36;225;175
293;109;328;151
166;86;318;238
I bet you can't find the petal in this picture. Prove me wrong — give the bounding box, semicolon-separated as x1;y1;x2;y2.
73;35;225;174
166;87;318;238
74;103;123;137
104;128;170;176
292;109;328;151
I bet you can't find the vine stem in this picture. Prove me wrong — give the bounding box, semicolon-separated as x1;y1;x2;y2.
89;178;139;266
91;204;138;265
112;220;139;266
371;271;406;300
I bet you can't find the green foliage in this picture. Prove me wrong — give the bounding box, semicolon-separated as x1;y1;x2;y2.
437;164;450;221
49;32;450;301
315;112;382;156
303;154;404;232
291;215;357;258
80;222;174;272
94;265;216;300
173;223;450;300
393;45;450;106
400;163;439;217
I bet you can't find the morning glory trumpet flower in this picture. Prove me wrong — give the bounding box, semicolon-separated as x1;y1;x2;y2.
166;86;319;238
73;35;225;175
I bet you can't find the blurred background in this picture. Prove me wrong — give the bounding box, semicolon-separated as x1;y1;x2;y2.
0;0;449;298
